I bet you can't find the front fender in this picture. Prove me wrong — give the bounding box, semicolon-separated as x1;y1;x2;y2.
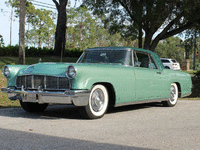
3;65;29;87
71;76;114;90
70;65;136;104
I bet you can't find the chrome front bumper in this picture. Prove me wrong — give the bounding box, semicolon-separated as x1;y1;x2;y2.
1;87;90;106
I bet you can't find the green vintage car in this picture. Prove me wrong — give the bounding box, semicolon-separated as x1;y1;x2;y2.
1;47;192;119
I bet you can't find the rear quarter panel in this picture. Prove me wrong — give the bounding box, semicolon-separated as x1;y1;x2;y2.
164;69;192;97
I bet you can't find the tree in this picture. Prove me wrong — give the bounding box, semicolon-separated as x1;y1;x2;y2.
6;0;36;18
66;6;127;49
155;37;185;63
6;0;36;64
26;9;56;48
6;0;56;48
52;0;68;56
83;0;200;51
0;35;5;47
67;6;104;49
19;0;25;64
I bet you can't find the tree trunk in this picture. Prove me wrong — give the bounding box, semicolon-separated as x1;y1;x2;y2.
53;0;68;56
138;26;142;48
48;34;50;49
143;29;153;50
19;0;25;65
10;7;13;45
149;35;161;51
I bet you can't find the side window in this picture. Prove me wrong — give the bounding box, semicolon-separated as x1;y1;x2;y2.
149;55;158;69
134;51;158;69
135;52;150;68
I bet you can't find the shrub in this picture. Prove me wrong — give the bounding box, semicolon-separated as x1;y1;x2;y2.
0;45;19;56
194;70;200;79
65;48;83;57
0;45;82;58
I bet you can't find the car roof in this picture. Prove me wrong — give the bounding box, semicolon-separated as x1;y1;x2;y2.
85;46;154;54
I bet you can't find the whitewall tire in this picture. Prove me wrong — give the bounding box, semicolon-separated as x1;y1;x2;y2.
84;85;109;119
163;83;178;107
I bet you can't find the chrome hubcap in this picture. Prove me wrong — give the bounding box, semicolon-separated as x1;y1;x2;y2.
91;89;104;112
170;85;176;102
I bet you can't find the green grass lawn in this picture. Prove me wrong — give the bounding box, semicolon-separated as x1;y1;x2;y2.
0;56;78;108
182;70;198;74
0;71;20;108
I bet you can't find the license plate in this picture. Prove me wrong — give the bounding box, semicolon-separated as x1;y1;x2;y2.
23;93;37;102
27;93;36;98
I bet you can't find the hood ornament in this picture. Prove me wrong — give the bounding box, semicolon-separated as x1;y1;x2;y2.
39;58;42;63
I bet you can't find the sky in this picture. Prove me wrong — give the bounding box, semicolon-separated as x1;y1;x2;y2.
0;0;185;47
0;0;80;46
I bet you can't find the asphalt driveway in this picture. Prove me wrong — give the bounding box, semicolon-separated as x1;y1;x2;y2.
0;100;199;150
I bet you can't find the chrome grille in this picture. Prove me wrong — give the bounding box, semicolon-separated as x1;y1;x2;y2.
46;76;57;89
26;75;32;88
34;75;44;89
16;75;69;90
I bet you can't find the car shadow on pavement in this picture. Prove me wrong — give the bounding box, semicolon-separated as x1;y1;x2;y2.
0;105;84;120
0;102;163;120
107;102;163;114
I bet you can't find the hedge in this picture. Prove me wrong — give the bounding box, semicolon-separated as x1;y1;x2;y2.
0;45;83;57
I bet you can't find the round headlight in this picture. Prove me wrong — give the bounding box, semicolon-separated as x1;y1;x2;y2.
66;65;76;79
2;66;10;77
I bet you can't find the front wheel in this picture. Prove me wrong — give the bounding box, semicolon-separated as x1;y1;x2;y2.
163;83;178;107
20;101;49;112
82;85;109;119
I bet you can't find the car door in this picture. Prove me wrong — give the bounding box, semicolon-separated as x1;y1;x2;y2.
133;51;167;101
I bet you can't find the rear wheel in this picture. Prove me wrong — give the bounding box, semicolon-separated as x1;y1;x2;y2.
20;101;48;112
83;85;109;119
163;83;178;107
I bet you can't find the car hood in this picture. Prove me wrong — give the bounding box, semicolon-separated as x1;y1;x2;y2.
18;62;73;77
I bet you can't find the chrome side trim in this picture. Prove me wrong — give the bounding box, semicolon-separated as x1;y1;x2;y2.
115;98;169;107
1;87;90;106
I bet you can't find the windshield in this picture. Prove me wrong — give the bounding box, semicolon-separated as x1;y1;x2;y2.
77;50;132;66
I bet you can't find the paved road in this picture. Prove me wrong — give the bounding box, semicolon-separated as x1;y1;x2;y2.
0;100;200;150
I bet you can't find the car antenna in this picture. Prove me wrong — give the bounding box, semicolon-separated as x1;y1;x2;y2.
39;58;42;63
